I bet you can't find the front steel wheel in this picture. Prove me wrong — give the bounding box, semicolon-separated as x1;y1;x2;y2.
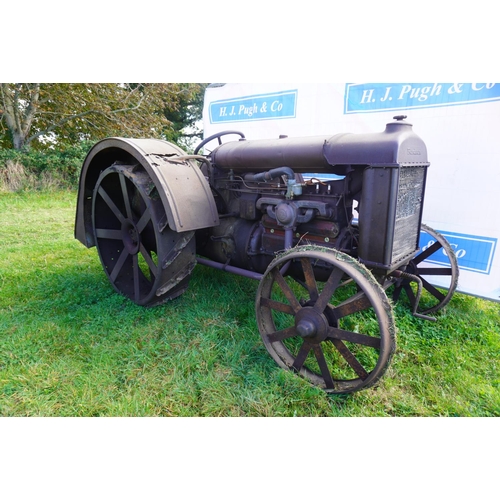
92;163;196;306
392;224;459;315
256;245;396;394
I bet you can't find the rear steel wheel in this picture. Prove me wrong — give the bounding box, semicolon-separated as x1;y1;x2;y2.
92;163;196;306
392;224;459;315
256;245;396;394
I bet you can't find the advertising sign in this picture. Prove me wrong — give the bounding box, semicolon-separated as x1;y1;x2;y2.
344;83;500;113
202;83;500;302
208;90;297;123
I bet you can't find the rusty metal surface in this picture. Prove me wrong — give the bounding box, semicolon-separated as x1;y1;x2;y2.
75;137;219;248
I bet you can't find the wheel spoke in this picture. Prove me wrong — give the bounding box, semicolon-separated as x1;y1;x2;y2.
292;341;312;372
332;291;372;319
312;345;335;389
136;209;152;234
109;248;130;283
413;241;442;264
260;297;296;315
421;276;446;301
300;257;319;301
120;174;133;219
133;254;140;302
327;327;381;348
392;284;403;302
267;326;298;343
98;186;126;224
313;266;344;313
271;268;302;313
330;339;369;380
95;228;122;240
139;243;158;279
404;283;417;309
417;267;452;276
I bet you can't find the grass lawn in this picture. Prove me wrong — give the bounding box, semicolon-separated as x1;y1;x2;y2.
0;190;499;416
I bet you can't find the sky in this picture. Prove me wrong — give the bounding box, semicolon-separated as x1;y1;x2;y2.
4;3;498;83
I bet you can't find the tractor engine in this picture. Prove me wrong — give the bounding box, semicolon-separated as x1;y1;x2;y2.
197;116;429;278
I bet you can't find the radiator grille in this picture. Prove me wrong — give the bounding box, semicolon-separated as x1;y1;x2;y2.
392;166;426;263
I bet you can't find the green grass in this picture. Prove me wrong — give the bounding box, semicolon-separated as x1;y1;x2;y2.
0;191;499;416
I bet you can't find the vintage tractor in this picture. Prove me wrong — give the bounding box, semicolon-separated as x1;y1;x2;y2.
74;116;459;394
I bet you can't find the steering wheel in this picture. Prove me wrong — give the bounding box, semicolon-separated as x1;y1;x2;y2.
194;130;245;155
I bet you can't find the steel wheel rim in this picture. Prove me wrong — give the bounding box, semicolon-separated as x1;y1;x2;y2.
256;246;396;394
393;224;459;314
92;165;161;305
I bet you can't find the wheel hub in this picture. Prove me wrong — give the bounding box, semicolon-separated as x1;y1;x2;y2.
122;220;140;255
295;307;329;342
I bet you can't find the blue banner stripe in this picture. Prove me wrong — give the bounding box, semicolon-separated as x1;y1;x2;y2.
345;83;500;114
419;230;497;275
209;90;297;123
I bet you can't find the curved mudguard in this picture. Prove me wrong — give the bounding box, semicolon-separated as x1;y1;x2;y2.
75;137;219;248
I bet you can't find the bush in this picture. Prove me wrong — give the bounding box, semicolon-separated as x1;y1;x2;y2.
0;142;93;192
0;160;32;191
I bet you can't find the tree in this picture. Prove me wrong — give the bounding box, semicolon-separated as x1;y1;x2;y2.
0;83;207;151
0;84;40;150
162;83;207;149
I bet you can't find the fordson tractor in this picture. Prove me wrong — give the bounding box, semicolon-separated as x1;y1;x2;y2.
75;116;458;394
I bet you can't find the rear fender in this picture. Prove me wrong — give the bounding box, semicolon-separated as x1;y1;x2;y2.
75;137;219;248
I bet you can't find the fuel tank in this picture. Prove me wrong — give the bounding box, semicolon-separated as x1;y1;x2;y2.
210;119;428;175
